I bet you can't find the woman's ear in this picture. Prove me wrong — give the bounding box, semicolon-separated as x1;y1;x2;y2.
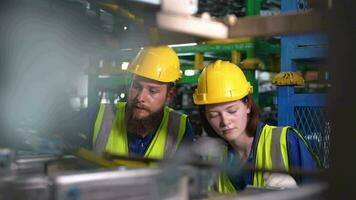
247;106;251;114
243;97;251;114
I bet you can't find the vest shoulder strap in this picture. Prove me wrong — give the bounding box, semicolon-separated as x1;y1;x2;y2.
287;127;322;168
270;126;288;170
253;125;289;187
164;108;187;158
94;103;117;153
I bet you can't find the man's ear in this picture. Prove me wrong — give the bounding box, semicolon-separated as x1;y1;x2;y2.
166;86;176;104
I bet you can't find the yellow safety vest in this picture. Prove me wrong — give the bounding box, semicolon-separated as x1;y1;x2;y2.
218;145;238;193
93;102;187;160
252;125;290;187
218;124;316;193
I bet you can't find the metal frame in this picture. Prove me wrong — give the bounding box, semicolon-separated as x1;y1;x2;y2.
277;0;329;167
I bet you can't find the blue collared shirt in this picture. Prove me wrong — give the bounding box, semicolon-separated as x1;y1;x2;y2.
127;121;194;156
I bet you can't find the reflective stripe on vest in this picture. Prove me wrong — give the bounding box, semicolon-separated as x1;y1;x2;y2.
93;102;187;159
218;124;319;191
218;172;236;194
218;146;237;194
253;125;289;187
217;125;289;192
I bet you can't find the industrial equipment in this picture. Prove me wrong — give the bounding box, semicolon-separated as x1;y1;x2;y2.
0;138;327;200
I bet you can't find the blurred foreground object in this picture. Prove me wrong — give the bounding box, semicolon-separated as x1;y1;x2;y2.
264;173;298;189
0;147;328;199
157;0;323;39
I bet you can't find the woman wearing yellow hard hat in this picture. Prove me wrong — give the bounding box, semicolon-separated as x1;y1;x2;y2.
193;60;320;193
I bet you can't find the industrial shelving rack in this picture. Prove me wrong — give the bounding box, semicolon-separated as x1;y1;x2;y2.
276;0;329;167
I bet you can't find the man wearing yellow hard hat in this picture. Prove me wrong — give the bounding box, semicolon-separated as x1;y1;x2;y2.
193;60;320;193
92;46;193;159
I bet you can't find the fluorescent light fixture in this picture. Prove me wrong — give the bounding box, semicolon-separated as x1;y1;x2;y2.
120;48;133;51
99;59;104;68
83;97;88;108
184;69;195;76
121;62;129;70
98;75;110;78
177;53;196;56
168;43;197;48
131;0;160;5
258;71;271;81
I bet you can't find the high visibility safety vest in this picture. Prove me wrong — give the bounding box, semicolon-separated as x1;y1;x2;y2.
92;102;188;160
218;149;238;193
218;124;318;193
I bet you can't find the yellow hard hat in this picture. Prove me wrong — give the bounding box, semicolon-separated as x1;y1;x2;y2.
128;46;181;82
193;60;253;105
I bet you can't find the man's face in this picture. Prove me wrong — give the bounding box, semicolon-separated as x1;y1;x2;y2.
127;75;171;120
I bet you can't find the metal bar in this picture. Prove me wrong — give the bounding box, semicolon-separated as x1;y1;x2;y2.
173;42;254;54
284;34;328;46
247;0;257;16
229;11;324;38
231;50;241;65
292;93;327;106
277;86;295;126
281;37;297;71
255;40;281;55
290;47;327;60
245;43;259;105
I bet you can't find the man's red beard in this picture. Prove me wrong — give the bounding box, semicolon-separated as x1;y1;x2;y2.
125;102;164;137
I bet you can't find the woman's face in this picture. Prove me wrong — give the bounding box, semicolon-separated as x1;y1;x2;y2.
205;100;250;143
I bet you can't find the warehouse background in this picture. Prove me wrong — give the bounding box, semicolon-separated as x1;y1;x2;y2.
0;0;355;198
